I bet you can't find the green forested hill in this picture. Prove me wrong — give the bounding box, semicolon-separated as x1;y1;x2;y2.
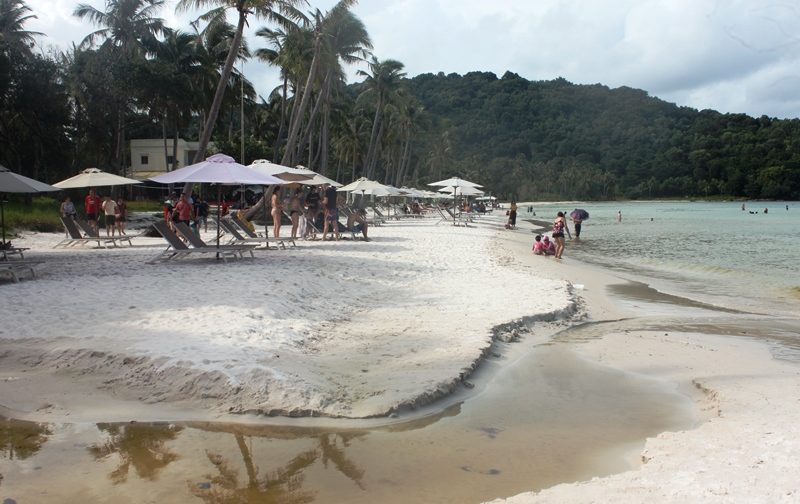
402;71;800;200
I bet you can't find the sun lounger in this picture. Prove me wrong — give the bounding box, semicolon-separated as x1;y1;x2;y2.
341;206;381;228
435;207;470;227
74;218;134;247
1;244;29;260
55;217;116;248
229;213;289;249
172;222;256;259
0;260;40;283
219;218;279;249
147;220;248;263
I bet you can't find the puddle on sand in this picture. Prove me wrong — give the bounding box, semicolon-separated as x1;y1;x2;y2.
0;340;696;504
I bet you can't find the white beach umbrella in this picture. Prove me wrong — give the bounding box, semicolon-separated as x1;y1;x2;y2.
293;166;342;187
248;159;315;182
438;185;485;196
150;154;284;185
53;168;142;188
428;176;483;189
337;177;387;193
429;177;484;224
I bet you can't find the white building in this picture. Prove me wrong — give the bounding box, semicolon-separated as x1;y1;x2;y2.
129;139;212;179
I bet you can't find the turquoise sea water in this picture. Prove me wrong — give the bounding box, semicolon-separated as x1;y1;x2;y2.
522;200;800;317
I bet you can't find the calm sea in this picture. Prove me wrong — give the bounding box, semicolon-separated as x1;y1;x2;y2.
521;200;800;317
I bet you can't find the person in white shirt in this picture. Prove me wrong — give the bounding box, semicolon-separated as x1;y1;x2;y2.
102;196;118;237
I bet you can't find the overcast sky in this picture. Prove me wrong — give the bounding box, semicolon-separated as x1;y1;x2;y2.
25;0;800;119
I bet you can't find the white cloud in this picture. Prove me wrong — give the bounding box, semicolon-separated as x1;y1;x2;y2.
22;0;800;118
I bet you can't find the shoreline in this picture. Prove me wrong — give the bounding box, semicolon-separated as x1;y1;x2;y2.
483;219;800;503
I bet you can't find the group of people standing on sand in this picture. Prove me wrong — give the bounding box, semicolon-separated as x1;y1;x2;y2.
162;192;210;234
264;184;369;242
60;188;129;237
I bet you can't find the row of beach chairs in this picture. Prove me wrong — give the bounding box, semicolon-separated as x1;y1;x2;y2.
148;220;257;263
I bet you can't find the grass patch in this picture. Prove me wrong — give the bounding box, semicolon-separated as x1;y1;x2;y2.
1;196;162;235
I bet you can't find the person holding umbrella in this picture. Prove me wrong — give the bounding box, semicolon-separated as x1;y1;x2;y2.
570;208;589;239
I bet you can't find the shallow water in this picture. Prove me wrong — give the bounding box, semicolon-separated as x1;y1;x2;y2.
0;335;696;504
522;200;800;316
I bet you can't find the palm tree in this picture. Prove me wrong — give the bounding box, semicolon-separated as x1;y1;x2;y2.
357;57;406;179
73;0;166;174
74;0;166;57
139;29;202;171
310;5;371;174
0;0;42;56
255;24;309;162
280;1;371;170
176;0;304;167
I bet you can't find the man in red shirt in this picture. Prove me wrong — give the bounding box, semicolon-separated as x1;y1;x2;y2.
174;193;194;225
84;188;102;233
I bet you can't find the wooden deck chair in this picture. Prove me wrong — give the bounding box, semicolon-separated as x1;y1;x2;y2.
147;220;243;263
55;217;113;248
172;222;256;258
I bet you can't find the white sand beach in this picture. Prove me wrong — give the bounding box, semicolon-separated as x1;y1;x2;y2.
0;214;574;423
1;211;799;503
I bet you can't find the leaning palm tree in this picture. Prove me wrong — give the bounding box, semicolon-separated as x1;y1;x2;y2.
255;24;310;162
278;0;368;169
357;57;406;179
176;0;305;167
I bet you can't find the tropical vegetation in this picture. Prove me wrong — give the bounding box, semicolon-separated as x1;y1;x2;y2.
1;0;799;202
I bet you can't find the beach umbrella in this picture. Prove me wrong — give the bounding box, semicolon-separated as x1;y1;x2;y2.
428;176;483;225
338;177;388;206
53;168;142;188
570;208;589;220
428;176;483;189
438;185;484;196
292;165;343;187
248;159;315;182
337;177;387;193
149;154;284;185
150;153;286;253
0;165;59;247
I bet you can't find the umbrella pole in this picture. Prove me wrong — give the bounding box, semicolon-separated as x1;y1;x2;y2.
268;186;277;239
453;188;457;226
216;186;221;260
1;194;6;247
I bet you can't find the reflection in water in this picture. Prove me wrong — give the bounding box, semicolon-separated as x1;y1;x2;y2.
0;417;51;460
188;430;367;504
89;422;183;483
1;316;710;503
